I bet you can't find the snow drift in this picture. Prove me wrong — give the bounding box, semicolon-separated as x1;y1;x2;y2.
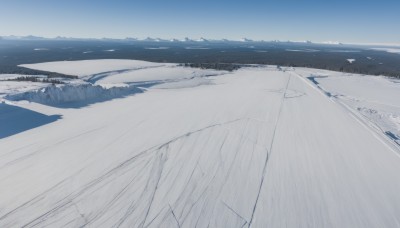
5;84;142;106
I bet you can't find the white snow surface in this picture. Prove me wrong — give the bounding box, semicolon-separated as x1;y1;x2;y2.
145;47;170;50
301;68;400;146
1;60;400;227
93;66;225;85
33;48;49;51
20;60;227;88
285;49;319;52
0;80;48;99
20;59;170;77
371;47;400;54
2;61;228;107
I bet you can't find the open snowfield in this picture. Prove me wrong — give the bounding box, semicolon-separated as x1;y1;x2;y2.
371;47;400;54
300;69;400;147
1;60;400;227
0;81;48;99
20;59;169;78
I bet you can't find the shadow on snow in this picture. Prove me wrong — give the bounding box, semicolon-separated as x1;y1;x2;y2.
5;84;146;109
0;103;61;139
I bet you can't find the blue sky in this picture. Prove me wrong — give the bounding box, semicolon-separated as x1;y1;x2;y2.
1;0;399;44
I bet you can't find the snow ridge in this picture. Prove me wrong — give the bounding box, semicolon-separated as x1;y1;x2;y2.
5;84;142;105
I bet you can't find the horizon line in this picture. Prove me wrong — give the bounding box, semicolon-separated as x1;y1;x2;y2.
1;34;400;47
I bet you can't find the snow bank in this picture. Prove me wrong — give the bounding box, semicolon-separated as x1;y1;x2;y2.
5;84;142;105
4;60;229;106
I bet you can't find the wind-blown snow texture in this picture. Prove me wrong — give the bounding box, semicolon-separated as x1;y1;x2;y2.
1;60;400;227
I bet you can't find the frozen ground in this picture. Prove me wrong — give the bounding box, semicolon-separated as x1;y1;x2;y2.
1;60;400;227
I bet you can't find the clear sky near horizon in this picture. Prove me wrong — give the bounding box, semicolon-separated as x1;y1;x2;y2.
1;0;399;44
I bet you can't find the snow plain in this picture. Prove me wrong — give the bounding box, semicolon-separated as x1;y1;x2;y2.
20;59;169;78
1;60;400;227
371;48;400;54
0;81;48;99
300;69;400;147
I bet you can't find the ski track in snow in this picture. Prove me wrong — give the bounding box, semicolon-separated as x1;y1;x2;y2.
1;62;400;227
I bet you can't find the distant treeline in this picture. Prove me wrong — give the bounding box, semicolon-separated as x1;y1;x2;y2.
182;62;400;78
0;66;77;79
2;76;64;84
5;61;399;79
181;63;241;71
0;40;399;78
285;63;400;78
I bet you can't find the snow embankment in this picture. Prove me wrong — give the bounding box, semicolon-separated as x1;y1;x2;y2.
2;60;231;107
5;84;142;105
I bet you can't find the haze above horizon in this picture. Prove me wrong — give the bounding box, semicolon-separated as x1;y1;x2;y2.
1;0;399;44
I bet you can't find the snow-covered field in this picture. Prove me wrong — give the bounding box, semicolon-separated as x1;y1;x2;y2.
20;59;168;78
0;81;48;99
300;69;400;147
371;47;400;54
1;60;400;227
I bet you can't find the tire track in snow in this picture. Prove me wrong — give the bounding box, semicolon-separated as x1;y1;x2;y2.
86;66;165;83
248;72;292;227
292;70;400;158
1;119;248;227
